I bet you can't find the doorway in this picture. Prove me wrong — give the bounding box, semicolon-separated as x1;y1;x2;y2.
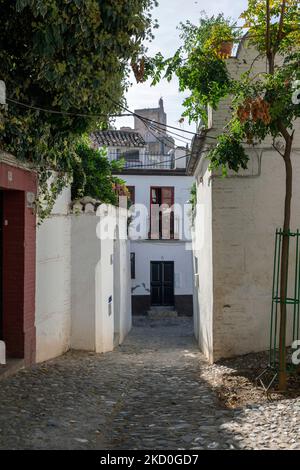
0;190;3;341
0;160;37;366
150;261;174;306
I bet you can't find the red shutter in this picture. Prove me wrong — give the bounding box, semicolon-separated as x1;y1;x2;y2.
150;187;174;239
161;187;174;239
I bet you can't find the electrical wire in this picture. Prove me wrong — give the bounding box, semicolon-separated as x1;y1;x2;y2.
6;95;258;146
105;94;256;145
106;94;200;137
7;95;188;147
6;95;200;146
7;83;271;148
6;97;128;119
144;117;193;143
6;94;198;162
137;115;177;150
7;95;195;141
147;123;190;147
7;92;263;169
140;117;189;148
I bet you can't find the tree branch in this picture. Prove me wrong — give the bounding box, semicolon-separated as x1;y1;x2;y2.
249;53;265;73
266;0;271;57
265;0;276;74
272;138;285;158
277;0;286;44
278;121;292;144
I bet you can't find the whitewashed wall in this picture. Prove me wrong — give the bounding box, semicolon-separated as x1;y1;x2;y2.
71;205;132;353
114;210;132;344
123;174;194;224
70;211;99;351
36;192;131;362
95;235;115;353
120;173;194;300
192;39;300;362
211;149;300;360
192;159;214;362
36;188;71;363
131;240;193;297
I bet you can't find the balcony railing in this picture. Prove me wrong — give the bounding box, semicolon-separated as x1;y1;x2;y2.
107;150;175;170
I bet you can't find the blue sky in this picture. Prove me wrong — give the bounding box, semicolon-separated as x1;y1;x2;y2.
115;0;248;142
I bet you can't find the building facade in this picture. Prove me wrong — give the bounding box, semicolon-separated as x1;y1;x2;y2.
134;98;175;154
188;39;300;362
0;152;37;366
94;100;195;316
36;193;132;363
0;151;132;368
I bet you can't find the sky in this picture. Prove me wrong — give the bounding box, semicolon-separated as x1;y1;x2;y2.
115;0;248;143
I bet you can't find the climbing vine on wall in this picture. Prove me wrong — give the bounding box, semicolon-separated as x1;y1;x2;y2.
71;140;126;206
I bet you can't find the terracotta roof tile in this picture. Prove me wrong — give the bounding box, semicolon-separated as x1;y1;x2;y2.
93;130;145;148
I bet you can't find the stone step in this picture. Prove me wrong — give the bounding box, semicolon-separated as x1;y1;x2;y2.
147;309;178;319
0;359;24;381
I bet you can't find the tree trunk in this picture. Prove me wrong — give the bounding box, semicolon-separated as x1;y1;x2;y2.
264;1;293;391
278;139;293;391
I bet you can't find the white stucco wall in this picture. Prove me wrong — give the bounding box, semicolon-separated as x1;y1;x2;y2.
36;188;71;363
192;39;300;361
95;236;115;353
122;174;194;223
192;160;214;362
114;217;132;344
37;192;131;361
119;173;195;300
71;205;132;353
131;240;193;297
71;213;99;350
211;149;300;360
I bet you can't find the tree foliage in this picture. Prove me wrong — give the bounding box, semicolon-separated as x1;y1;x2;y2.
0;0;157;216
147;0;300;391
71;140;126;205
146;2;300;173
189;181;197;211
145;14;241;123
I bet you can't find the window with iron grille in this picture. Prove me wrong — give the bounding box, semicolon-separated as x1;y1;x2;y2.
122;150;140;161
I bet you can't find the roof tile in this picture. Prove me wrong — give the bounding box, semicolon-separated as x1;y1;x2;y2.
93;130;145;148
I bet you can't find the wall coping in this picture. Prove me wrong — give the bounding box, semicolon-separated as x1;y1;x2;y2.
0;150;36;173
71;196;128;218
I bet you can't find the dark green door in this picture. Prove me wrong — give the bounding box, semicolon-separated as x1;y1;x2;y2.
150;261;174;306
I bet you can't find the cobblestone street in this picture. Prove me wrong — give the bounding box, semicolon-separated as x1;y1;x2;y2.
0;317;300;450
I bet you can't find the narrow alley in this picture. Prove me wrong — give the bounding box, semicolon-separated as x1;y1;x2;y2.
0;318;299;450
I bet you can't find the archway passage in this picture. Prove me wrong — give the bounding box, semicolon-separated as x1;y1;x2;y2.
0;157;37;366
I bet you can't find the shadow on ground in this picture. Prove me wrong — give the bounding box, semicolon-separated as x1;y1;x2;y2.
0;317;299;450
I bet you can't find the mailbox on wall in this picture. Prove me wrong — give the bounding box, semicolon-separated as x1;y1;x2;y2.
108;295;113;316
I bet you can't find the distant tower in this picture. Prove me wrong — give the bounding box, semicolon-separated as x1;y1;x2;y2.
134;98;174;154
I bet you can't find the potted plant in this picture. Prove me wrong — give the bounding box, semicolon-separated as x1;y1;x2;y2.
200;15;240;58
145;14;241;125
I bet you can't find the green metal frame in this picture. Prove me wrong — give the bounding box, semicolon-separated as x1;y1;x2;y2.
269;229;300;371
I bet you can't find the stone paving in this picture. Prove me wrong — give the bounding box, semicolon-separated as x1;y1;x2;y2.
0;317;299;450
